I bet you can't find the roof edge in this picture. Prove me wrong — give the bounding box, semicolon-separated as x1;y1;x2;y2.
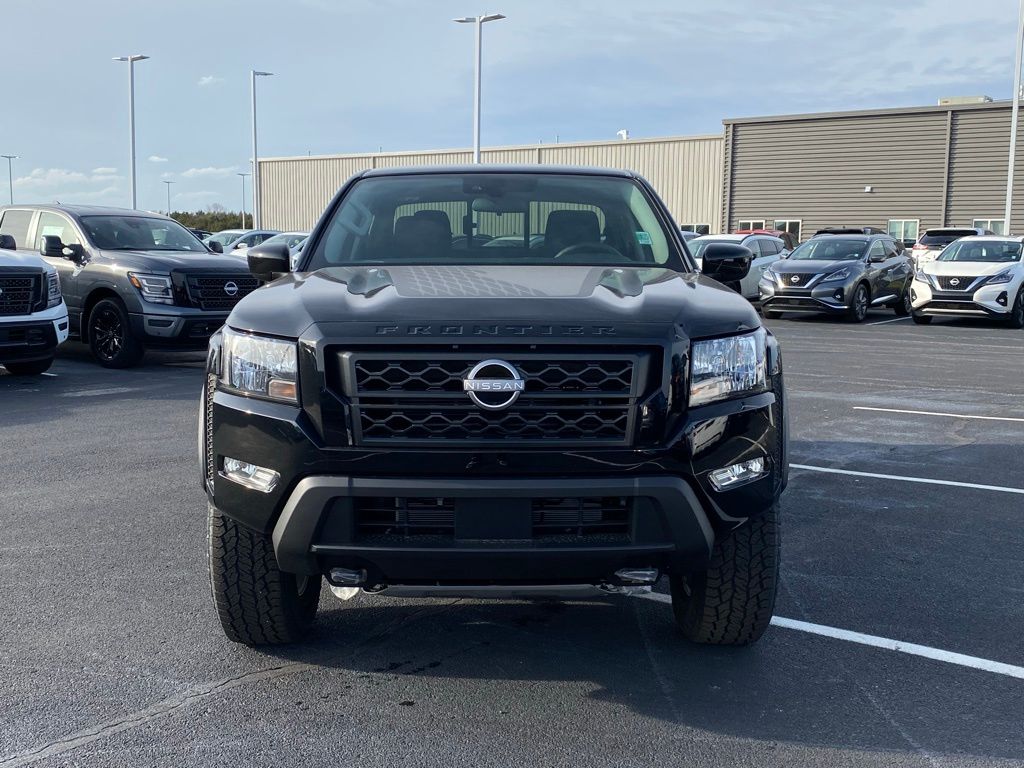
723;99;1012;126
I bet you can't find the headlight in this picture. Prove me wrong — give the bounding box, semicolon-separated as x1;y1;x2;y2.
221;327;298;403
986;270;1014;285
821;267;851;282
690;329;767;408
913;269;931;284
46;271;61;308
128;272;174;305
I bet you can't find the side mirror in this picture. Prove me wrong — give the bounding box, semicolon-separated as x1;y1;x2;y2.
232;241;246;250
208;241;223;254
41;235;64;258
248;242;290;281
869;253;886;263
701;243;752;283
0;234;15;250
63;243;87;265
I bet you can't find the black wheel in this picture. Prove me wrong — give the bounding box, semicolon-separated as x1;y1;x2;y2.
894;289;912;316
846;283;869;323
88;298;144;368
762;308;781;319
208;505;321;645
1007;288;1024;329
669;504;779;646
3;357;54;375
912;312;933;325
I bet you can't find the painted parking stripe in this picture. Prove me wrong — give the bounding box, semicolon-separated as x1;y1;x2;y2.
633;592;1024;680
790;463;1024;495
852;406;1024;423
866;316;912;326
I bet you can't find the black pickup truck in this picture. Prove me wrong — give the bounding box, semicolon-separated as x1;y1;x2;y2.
200;166;787;647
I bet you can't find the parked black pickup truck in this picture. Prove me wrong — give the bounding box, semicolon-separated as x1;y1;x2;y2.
200;165;787;647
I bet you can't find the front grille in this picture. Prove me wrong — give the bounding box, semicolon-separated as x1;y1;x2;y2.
184;274;259;311
0;325;48;346
356;497;457;538
0;275;39;316
928;300;983;311
770;298;821;308
776;273;815;287
339;351;648;447
531;497;630;538
935;276;980;291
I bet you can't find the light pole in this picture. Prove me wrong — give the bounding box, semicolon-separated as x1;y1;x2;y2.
250;70;274;229
237;172;250;228
1005;0;1024;235
453;13;505;163
163;180;175;215
1;155;17;205
113;54;149;209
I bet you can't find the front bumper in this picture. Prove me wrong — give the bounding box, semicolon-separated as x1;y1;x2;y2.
0;305;69;363
910;278;1012;317
130;308;228;348
758;276;851;313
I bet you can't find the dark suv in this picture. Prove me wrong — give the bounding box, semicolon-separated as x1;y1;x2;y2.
201;166;787;647
0;205;260;366
758;233;913;321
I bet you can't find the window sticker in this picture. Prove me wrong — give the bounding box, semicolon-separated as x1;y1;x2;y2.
635;231;653;246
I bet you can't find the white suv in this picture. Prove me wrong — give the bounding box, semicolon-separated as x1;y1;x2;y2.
910;235;1024;327
0;235;69;374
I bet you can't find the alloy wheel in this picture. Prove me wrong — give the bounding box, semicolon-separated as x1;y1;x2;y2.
92;308;124;361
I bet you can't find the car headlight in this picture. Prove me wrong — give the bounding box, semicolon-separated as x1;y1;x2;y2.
46;271;61;308
690;328;767;408
128;272;174;305
986;270;1014;285
221;327;298;403
913;268;931;284
821;267;851;282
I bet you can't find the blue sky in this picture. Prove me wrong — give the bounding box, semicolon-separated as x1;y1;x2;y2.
0;0;1017;213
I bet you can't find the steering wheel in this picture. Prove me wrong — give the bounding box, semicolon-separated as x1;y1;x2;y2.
553;242;626;262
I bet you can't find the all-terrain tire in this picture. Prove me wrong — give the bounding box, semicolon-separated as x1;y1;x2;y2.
669;504;779;646
3;357;54;375
208;505;321;645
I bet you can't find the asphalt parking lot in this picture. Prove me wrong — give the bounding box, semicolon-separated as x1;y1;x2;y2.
1;311;1022;767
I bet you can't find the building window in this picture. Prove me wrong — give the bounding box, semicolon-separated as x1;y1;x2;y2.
680;223;711;235
772;219;802;240
737;219;765;231
888;219;919;241
972;218;1006;235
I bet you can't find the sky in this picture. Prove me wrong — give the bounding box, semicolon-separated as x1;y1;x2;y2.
0;0;1018;213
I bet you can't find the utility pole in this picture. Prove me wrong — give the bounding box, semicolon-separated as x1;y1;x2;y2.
113;54;150;209
1;155;17;204
453;13;505;163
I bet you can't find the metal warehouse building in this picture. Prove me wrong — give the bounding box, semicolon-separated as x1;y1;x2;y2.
259;99;1024;242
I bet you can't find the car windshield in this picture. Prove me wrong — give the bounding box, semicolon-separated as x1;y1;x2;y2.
938;240;1022;263
81;215;206;252
262;232;309;249
205;231;242;246
689;238;739;257
787;238;867;261
305;173;683;270
920;230;976;246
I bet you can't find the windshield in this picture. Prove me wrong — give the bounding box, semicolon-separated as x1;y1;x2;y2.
920;230;976;246
689;238;738;258
262;232;309;249
305;173;683;270
938;240;1022;263
205;231;242;247
787;237;867;261
81;216;206;252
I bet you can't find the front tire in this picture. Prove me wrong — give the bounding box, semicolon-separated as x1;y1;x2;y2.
1007;288;1024;329
912;312;933;325
762;308;781;319
208;505;321;646
3;357;54;375
847;283;869;323
89;298;144;368
669;504;780;646
894;289;912;316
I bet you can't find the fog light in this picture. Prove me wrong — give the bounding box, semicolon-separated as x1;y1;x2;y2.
911;289;917;301
221;457;280;493
833;288;844;301
708;457;767;491
997;291;1008;307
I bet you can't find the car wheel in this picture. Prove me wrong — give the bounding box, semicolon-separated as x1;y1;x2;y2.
3;357;54;376
762;308;781;319
847;283;869;323
1007;288;1024;329
208;505;321;645
88;298;144;368
669;504;779;646
894;290;912;317
912;312;933;325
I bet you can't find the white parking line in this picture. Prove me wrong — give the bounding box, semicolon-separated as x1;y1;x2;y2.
853;406;1024;423
790;463;1024;495
867;316;912;326
633;592;1024;680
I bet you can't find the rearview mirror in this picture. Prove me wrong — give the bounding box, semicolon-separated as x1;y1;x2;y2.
700;243;752;283
40;235;64;258
0;234;15;250
248;242;291;282
208;241;223;254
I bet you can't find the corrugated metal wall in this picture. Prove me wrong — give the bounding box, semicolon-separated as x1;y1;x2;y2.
258;136;723;232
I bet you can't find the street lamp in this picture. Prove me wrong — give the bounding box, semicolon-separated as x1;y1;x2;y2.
163;180;175;215
250;70;274;229
113;54;150;209
1005;0;1024;235
1;155;17;205
453;13;505;163
237;172;251;229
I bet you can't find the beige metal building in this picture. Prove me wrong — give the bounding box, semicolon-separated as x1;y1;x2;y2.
258;100;1024;243
258;135;723;233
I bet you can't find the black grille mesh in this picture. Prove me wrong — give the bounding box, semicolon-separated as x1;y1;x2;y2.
776;273;815;287
935;276;979;291
0;275;38;316
185;275;259;311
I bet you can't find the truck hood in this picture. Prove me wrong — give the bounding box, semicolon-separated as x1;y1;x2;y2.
228;265;761;341
924;260;1020;277
774;259;863;274
2;250;53;271
95;249;250;272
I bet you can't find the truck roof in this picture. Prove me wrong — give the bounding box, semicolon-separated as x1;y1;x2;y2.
360;164;638;179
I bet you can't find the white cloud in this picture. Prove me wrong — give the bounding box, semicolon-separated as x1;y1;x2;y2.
198;75;224;87
148;155;169;163
160;171;175;179
92;167;117;175
181;166;237;179
14;167;124;191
